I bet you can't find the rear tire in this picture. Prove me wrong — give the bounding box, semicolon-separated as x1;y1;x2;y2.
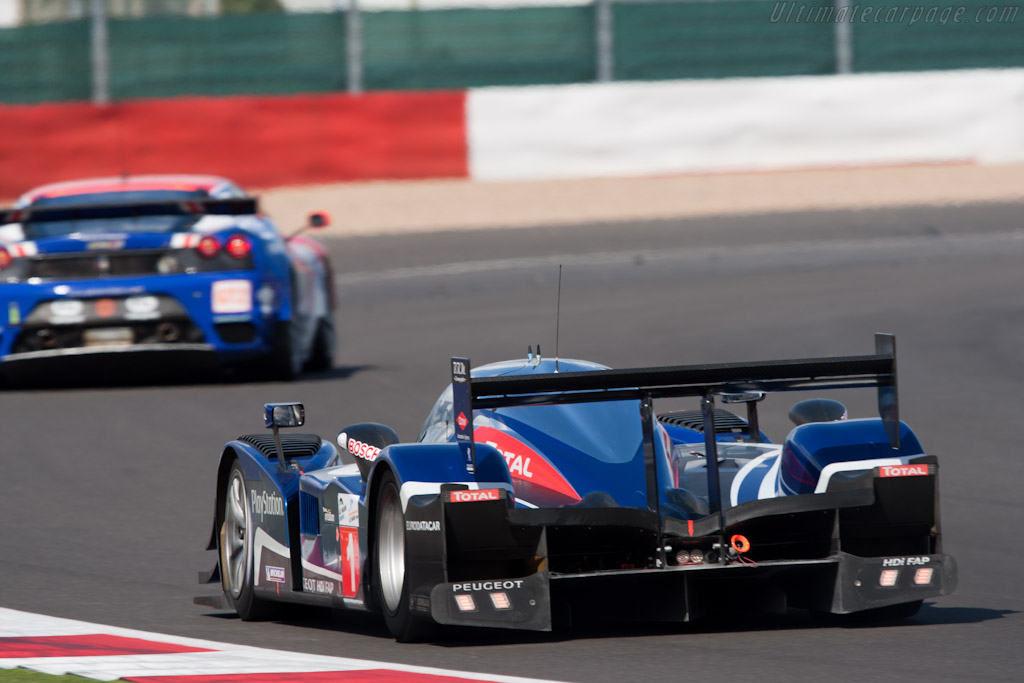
219;462;273;620
267;321;301;381
304;316;335;373
374;470;438;642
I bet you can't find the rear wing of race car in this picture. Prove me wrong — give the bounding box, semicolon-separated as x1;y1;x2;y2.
450;333;899;530
0;197;259;225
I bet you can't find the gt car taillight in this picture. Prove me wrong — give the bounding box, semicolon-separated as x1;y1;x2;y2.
197;235;220;258
225;234;251;259
0;246;11;270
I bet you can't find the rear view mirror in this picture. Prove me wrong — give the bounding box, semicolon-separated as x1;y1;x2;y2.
308;211;330;229
264;402;305;429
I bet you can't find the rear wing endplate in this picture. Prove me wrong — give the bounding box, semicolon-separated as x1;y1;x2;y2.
0;197;259;225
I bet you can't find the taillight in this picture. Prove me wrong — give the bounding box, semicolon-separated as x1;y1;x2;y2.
0;246;11;270
197;235;220;258
225;234;251;259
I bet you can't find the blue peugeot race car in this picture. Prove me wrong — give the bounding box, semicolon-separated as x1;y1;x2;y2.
0;175;335;380
195;334;956;641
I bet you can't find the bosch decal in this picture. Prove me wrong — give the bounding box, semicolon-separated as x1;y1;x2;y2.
265;566;286;583
406;520;440;532
452;580;524;592
347;437;381;462
250;489;284;519
450;489;500;503
879;464;930;478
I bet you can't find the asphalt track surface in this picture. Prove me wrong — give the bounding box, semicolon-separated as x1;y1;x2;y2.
2;201;1023;683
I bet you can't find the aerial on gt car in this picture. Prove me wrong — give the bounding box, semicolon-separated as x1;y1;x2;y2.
0;175;335;380
196;334;956;641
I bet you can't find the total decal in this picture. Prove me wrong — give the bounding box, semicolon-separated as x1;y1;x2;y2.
878;464;930;478
250;489;284;520
473;425;580;502
450;489;501;503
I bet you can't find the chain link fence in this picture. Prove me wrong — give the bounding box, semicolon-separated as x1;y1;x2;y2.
0;0;1021;104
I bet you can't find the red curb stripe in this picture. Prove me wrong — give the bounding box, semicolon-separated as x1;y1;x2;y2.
0;634;216;658
125;670;492;682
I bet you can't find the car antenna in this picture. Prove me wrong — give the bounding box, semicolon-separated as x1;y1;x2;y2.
554;264;562;373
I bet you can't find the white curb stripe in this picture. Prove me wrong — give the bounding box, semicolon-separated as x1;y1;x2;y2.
0;608;566;683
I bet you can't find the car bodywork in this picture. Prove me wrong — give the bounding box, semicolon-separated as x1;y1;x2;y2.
196;334;956;640
0;175;334;379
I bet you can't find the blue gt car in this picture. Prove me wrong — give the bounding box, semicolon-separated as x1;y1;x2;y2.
195;334;956;641
0;175;335;380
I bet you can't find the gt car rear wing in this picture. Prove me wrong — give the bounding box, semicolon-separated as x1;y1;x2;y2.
450;333;899;538
0;197;259;225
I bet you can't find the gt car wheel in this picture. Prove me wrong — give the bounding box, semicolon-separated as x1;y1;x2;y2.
304;316;335;373
267;321;302;381
374;470;437;642
220;462;272;620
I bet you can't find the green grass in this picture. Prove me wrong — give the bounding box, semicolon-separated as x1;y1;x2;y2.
0;670;85;682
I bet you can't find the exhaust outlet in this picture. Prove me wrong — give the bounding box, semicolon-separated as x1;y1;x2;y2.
36;328;57;349
156;322;180;343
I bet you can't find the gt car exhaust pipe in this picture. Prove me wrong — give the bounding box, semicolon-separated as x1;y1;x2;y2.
156;321;180;343
36;328;57;349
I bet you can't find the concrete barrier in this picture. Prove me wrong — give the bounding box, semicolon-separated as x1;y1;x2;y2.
468;69;1024;181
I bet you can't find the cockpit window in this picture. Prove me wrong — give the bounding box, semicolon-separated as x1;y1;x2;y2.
418;385;454;443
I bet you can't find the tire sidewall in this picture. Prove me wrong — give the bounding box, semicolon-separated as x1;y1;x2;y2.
220;462;269;620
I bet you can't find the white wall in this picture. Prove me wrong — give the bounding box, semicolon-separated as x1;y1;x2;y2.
468;69;1024;181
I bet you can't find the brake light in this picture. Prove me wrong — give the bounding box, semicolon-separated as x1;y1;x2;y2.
0;246;11;270
197;235;220;258
225;234;251;259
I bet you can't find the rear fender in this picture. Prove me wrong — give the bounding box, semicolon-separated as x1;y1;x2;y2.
779;419;924;496
360;443;512;614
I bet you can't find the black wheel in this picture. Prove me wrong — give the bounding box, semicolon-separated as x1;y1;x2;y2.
219;462;273;620
374;470;437;642
267;321;301;381
304;316;335;373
